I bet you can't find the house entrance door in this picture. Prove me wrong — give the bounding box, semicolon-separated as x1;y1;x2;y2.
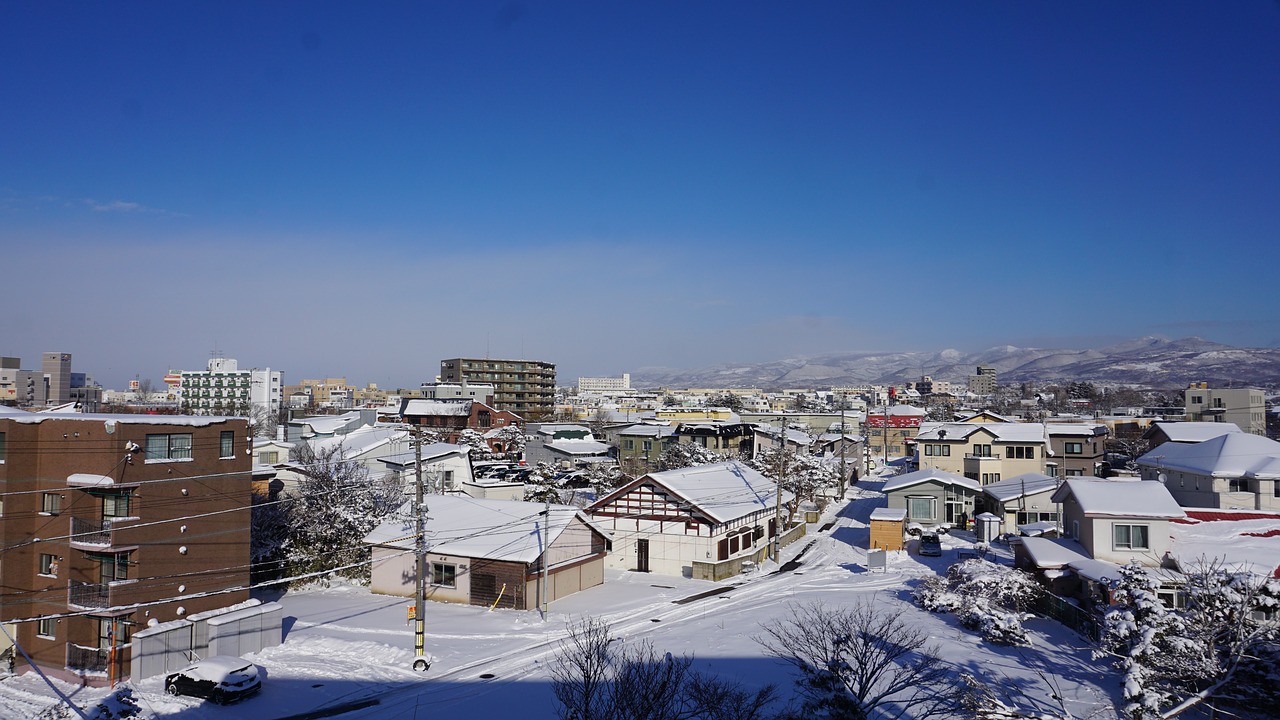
636;539;650;573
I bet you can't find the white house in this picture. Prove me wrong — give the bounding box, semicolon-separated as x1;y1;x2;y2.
1050;478;1186;566
378;443;474;495
979;472;1061;534
1137;433;1280;511
587;461;793;580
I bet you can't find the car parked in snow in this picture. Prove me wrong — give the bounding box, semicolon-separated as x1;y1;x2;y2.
164;656;261;704
918;533;942;557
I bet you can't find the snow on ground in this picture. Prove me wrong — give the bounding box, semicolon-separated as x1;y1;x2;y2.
0;473;1121;720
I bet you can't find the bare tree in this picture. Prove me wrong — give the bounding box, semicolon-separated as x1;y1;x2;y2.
551;617;778;720
758;600;961;720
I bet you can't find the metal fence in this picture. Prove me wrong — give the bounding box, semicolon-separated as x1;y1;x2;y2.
1032;590;1100;642
66;644;108;674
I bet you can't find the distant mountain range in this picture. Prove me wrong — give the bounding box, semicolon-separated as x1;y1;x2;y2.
632;337;1280;390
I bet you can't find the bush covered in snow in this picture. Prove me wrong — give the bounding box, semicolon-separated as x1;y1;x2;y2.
913;559;1039;646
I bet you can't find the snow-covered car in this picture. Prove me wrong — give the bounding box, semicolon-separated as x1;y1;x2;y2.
164;656;261;704
918;533;942;557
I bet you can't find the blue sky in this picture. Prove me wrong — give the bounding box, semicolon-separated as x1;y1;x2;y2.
3;2;1278;390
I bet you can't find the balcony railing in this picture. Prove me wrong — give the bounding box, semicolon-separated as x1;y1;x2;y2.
69;517;113;548
68;580;112;609
66;643;109;673
965;453;1002;460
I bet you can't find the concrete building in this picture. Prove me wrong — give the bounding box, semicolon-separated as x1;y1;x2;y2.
0;357;46;407
41;352;72;406
176;357;283;418
1184;382;1266;436
577;374;631;395
969;365;998;396
439;358;556;419
421;379;496;405
0;408;252;683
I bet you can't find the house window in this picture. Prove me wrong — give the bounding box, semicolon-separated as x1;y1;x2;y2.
981;473;1001;484
39;553;59;576
1065;469;1084;477
97;617;128;649
259;450;279;464
1065;442;1083;455
0;431;5;462
102;491;132;519
94;553;130;583
220;431;235;459
42;493;61;515
972;444;992;457
430;562;456;588
642;441;652;452
1113;524;1150;550
1015;511;1058;525
37;618;55;639
1228;478;1249;493
906;496;936;522
145;433;193;461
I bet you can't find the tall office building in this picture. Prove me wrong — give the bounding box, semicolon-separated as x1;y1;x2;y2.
41;352;72;405
439;357;555;418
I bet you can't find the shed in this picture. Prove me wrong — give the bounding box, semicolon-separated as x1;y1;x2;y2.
869;507;907;551
975;512;1003;543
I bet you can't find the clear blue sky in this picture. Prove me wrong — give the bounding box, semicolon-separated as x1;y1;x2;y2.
3;2;1278;389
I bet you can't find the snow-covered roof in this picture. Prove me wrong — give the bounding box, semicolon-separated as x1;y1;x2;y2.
881;468;981;494
289;411;364;434
38;402;81;414
869;507;907;522
309;425;407;459
753;425;812;446
546;439;611;456
1018;536;1091;569
365;495;607;565
379;443;470;467
870;405;927;416
1044;423;1107;438
0;411;238;427
537;424;591;435
1171;510;1280;578
958;411;1019;423
617;461;790;525
617;424;676;438
253;438;294;449
1143;421;1243;444
67;473;115;487
401;399;472;417
1136;433;1280;479
914;422;1049;444
1050;478;1186;519
982;473;1060;502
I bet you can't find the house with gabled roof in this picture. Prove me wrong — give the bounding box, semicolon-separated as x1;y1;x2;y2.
1045;423;1108;479
586;460;794;580
913;422;1049;484
1141;420;1243;449
1051;478;1186;566
365;495;611;610
1136;433;1280;511
881;468;981;527
979;472;1061;534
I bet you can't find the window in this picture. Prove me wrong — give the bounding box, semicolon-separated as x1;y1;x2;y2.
642;441;652;452
907;496;936;521
39;553;59;576
145;433;193;461
1006;446;1035;460
41;492;61;515
981;473;1001;484
102;491;132;519
220;431;235;458
430;562;456;588
972;444;992;457
0;431;5;462
1065;469;1084;477
623;439;633;450
1229;478;1250;493
922;444;951;457
1015;511;1059;525
37;618;55;639
1113;524;1150;550
259;450;280;464
94;553;129;583
97;617;128;649
1065;442;1083;454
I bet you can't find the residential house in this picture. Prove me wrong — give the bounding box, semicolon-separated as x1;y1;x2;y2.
751;425;813;458
251;437;294;466
398;398;521;451
979;473;1060;534
864;405;926;462
587;461;795;580
544;438;613;470
0;408;252;683
672;422;755;458
1136;433;1280;511
378;443;474;495
1050;478;1186;566
1141;420;1242;449
615;424;676;475
366;495;610;610
880;468;982;527
286;410;375;442
1045;423;1108;479
913;422;1049;484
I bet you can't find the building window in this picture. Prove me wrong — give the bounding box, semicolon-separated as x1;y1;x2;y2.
259;450;279;464
220;431;235;459
642;441;652;452
145;433;193;461
972;444;992;457
430;562;456;588
1065;442;1083;454
623;439;633;450
906;496;936;522
1113;524;1150;550
1015;511;1058;525
93;553;130;583
1229;478;1250;493
37;618;55;639
0;431;5;462
102;491;132;519
41;492;61;515
1065;469;1084;477
39;553;59;576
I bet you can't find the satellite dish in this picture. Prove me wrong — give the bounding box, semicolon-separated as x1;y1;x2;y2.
1157;473;1167;483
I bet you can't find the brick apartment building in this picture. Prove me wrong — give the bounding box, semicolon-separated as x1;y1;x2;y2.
0;409;252;683
438;358;555;419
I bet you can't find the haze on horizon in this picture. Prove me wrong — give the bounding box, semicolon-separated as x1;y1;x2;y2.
3;2;1278;390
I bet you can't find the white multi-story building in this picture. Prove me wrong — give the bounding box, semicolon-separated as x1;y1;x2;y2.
577;373;631;395
421;378;496;405
175;357;283;417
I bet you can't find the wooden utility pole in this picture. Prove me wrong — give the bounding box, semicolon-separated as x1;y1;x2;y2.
412;426;430;672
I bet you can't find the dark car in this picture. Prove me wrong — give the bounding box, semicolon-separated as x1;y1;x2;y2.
165;656;261;704
918;533;942;557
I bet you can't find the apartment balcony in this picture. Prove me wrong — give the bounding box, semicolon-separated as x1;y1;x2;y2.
964;453;1002;460
68;580;115;610
69;516;115;549
66;643;110;673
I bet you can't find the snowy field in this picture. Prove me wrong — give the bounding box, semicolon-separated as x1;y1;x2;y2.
0;481;1122;720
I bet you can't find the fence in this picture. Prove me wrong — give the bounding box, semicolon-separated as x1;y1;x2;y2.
130;600;283;680
1031;590;1100;642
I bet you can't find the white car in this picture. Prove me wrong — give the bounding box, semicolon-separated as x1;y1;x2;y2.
164;656;261;704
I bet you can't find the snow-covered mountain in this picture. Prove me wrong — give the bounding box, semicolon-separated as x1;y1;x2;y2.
632;337;1280;389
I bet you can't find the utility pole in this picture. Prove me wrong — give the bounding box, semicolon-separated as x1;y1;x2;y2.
839;407;847;498
411;426;430;672
541;491;551;620
772;416;784;562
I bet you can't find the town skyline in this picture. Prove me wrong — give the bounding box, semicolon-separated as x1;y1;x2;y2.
4;3;1278;390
